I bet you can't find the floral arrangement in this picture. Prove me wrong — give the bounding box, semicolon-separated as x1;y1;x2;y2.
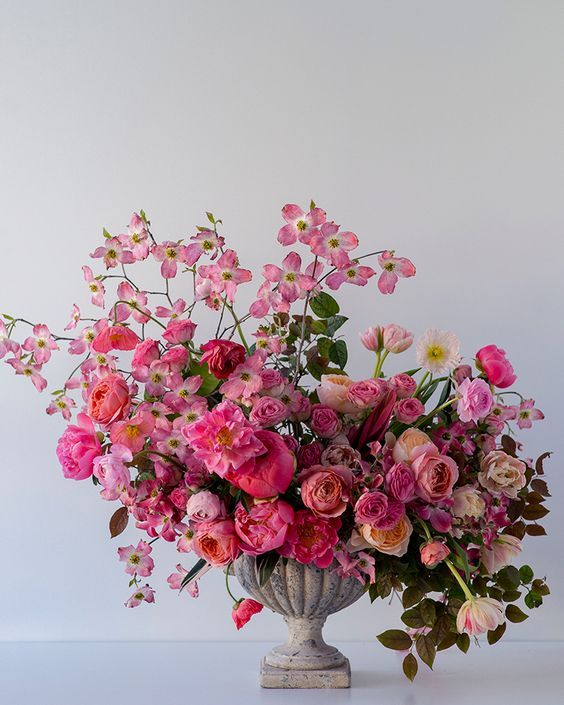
0;203;550;680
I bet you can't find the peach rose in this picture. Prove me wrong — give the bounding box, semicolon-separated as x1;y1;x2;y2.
317;374;357;414
193;518;240;566
87;374;130;426
420;540;450;568
452;485;486;519
299;464;353;518
478;451;526;498
392;428;436;464
355;516;413;557
411;448;459;503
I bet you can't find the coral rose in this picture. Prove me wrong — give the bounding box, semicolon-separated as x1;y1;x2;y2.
420;540;450;568
193;518;240;566
478;450;526;498
234;499;294;555
87;374;130;426
299;465;353;518
411;448;459;503
56;413;102;480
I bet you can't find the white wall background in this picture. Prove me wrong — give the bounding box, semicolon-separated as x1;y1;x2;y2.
1;0;563;644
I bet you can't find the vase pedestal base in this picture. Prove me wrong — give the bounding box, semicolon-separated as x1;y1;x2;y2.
259;657;351;689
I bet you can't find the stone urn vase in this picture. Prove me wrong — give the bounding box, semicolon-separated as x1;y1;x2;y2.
234;554;366;688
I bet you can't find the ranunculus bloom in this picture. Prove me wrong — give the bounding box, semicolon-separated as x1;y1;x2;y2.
232;598;264;630
280;511;341;568
347;379;387;409
411;447;459;503
56;413;102;480
162;318;196;345
476;344;516;389
87;374;131;425
249;395;288;427
354;516;413;557
354;490;405;530
478;450;526;498
317;374;357;414
452;485;486;519
392;428;436;464
200;339;246;379
193;518;240;566
224;430;295;498
320;444;361;469
309;404;342;438
91;324;140;353
388;373;417;399
456;597;505;636
385;462;416;502
185;490;223;523
420;540;450;568
481;534;522;574
299;465;353;518
456;378;494;423
394;398;425;423
381;324;413;353
234;499;294;554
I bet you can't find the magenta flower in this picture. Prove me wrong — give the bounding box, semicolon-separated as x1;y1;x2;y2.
456;378;494;423
82;266;106;307
263;252;317;303
118;540;154;577
515;399;544;429
185;229;225;266
91;236;135;269
118;213;150;261
198;249;252;303
125;584;155;608
310;222;359;267
277;203;326;246
220;352;265;403
93;445;132;501
325;260;375;290
0;320;20;359
22;324;58;364
280;510;341;569
232;598;264;629
56;413;102;480
182;400;265;477
6;357;47;392
151;241;188;279
377;251;416;294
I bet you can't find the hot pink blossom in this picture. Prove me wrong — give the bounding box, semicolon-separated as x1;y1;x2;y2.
118;540;154;577
125;584;155;608
515;399;544;429
118;213;150;260
152;241;188;278
277;203;326;246
280;511;341;569
91;236;135;269
161;346;190;374
232;598;264;629
235;499;294;555
91;324;140;353
377;251;416;294
476;345;516;389
220;352;265;403
131;338;160;382
310;404;342;438
22;324;58;364
82;266;106;307
310;222;359;267
253;330;283;355
93;444;132;501
326;260;375;289
456;378;494;423
198;249;252;303
385;462;416;502
56;413;102;480
185;229;225;266
249;280;289;318
262;252;317;303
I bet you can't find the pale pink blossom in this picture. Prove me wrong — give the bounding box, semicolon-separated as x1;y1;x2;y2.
478;451;526;498
317;374;357;413
481;534;522;574
118;213;150;260
46;394;76;421
64;304;81;331
114;282;150;324
6;357;47;392
155;298;187;319
277;203;326;246
185;229;225;265
22;324;58;364
262;252;317;303
167;564;200;597
457;378;494;423
382;324;413;353
515;399;544;429
91;236;135;269
310;222;359;267
118;540;154;577
326;260;375;289
125;584;155;608
186;491;223;523
456;597;504;636
152;241;188;278
359;326;382;352
377;251;416;294
109;411;155;453
82;266;106;307
0;320;20;359
220;352;265;403
93;445;132;501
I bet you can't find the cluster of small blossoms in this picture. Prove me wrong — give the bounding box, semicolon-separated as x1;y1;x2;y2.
0;203;549;675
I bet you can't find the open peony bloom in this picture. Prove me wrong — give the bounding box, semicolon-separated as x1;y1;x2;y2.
456;597;505;636
476;344;516;389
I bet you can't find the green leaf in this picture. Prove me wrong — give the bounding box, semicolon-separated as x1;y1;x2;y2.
402;653;418;682
519;565;534;584
309;199;316;210
206;211;216;224
451;539;472;582
402;586;424;609
109;507;128;538
524;591;543;609
2;313;14;321
456;633;470;653
436;379;453;408
437;632;458;651
329;340;348;369
419;599;437;628
487;622;506;645
416;634;436;669
376;629;412;651
324;315;348;336
189;360;219;396
531;579;550;596
502;590;521;602
506;604;529;623
310;319;327;335
180;558;209;591
317;337;332;357
497;566;520;590
309;292;340;318
401;608;425;629
255;552;279;587
102;227;112;239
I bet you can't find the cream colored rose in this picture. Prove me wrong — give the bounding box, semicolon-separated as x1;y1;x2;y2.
392;428;436;464
358;516;413;557
317;374;357;414
452;485;486;519
478;451;526;498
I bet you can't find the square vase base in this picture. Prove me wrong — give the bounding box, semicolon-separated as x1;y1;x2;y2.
259;657;351;689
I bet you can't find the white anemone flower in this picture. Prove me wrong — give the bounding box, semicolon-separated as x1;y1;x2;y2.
416;328;461;374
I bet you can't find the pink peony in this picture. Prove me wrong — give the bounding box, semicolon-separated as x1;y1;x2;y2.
411;447;459;503
200;339;247;379
419;540;450;568
309;404;342;438
395;398;425;423
299;465;353;518
193;518;240;566
185;490;223;523
234;499;294;555
232;598;264;629
476;345;516;389
280;511;341;569
224;430;295;498
87;374;131;426
317;374;357;414
456;378;494;423
56;413;102;480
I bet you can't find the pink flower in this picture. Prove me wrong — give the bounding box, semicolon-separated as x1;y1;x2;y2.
456;378;494;423
118;212;150;260
155;298;187;319
64;304;81;331
87;374;131;425
6;357;47;392
310;222;359;267
167;563;202;597
118;540;154;577
152;241;188;278
377;251;416;294
411;447;459;503
456;597;504;636
198;249;252;303
0;320;20;359
277;203;327;246
281;511;341;569
161;345;190;374
347;379;387;409
200;339;247;379
299;465;353;518
182;400;265;476
193;518;240;566
360;326;381;352
297;441;324;469
235;499;294;554
91;324;140;353
185;229;225;266
125;584;155;608
392;428;437;464
82;266;106;307
482;534;522;574
109;411;155;453
224;430;295;498
321;444;361;468
385;462;416;502
162;318;197;345
453;364;472;385
478;451;526;498
186;491;223;523
395;398;425;423
131;339;160;382
382;324;413;353
22;324;58;364
56;413;102;480
317;374;357;413
220;352;265;403
46;394;76;421
420;540;450;568
91;236;135;269
249;395;288;427
325;260;375;290
515;399;544;429
263;252;317;303
232;598;264;629
476;345;516;388
259;368;285;395
310;404;342;438
93;445;132;501
354;490;405;530
115;282;150;324
389;373;417;399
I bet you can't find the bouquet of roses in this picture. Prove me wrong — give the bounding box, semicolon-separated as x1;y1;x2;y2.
0;202;550;679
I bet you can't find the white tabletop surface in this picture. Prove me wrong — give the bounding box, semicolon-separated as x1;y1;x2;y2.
0;641;562;705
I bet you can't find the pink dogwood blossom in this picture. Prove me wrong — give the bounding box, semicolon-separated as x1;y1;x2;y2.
6;357;47;391
277;203;326;246
262;252;317;303
377;251;416;294
152;241;188;278
118;213;150;260
310;222;359;267
118;540;154;577
82;265;106;307
22;324;58;364
515;399;544;429
198;249;252;303
91;236;135;269
325;260;375;289
185;229;225;265
125;584;155;608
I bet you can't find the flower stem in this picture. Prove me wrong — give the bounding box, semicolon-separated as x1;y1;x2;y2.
225;303;250;353
225;563;240;604
373;350;389;378
444;558;474;602
414;370;430;396
414;397;456;427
